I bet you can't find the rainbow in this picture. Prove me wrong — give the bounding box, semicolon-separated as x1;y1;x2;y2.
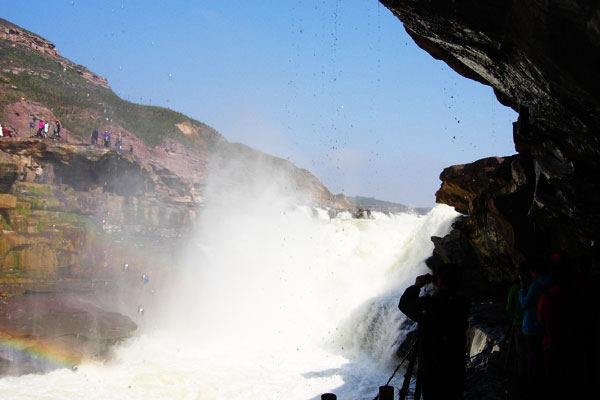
0;330;81;372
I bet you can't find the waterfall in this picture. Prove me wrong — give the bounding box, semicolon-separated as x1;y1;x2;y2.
0;163;459;399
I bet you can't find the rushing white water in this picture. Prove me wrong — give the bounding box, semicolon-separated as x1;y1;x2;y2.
0;164;459;400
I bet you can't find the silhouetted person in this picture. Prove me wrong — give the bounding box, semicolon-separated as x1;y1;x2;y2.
506;266;527;383
518;258;550;397
538;252;596;399
399;263;470;400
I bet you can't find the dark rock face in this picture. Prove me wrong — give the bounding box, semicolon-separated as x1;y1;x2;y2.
382;0;600;286
428;155;539;297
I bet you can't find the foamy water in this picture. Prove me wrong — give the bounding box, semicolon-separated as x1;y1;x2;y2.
0;202;458;400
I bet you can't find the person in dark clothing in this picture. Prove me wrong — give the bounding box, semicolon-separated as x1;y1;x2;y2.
398;263;470;400
53;120;61;139
506;267;527;382
518;258;550;392
91;128;99;144
538;252;596;399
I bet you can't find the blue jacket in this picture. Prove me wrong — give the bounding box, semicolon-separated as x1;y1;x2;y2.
519;275;550;335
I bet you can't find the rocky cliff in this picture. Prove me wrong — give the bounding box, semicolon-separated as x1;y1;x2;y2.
0;18;349;209
381;0;600;291
379;2;600;396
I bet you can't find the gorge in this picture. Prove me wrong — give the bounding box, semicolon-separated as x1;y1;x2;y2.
1;0;600;398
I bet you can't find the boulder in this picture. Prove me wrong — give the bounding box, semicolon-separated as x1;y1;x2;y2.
0;293;136;375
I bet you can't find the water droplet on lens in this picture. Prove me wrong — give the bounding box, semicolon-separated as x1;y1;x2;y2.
123;263;129;271
138;306;144;316
72;365;78;372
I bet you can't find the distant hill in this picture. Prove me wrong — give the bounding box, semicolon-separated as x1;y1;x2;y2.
347;196;431;215
0;18;220;150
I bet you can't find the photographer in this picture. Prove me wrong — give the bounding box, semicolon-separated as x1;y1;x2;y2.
398;264;470;400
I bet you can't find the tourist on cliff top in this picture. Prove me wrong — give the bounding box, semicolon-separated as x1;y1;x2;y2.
103;130;111;147
0;122;3;137
518;258;550;393
33;164;43;184
115;132;122;149
506;266;527;382
53;120;61;139
399;264;470;400
29;117;35;133
20;163;28;182
43;121;49;137
37;120;44;137
91;127;99;144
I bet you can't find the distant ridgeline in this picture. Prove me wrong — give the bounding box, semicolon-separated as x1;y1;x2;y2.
347;196;430;215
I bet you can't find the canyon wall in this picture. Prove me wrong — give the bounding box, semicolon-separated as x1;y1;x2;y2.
381;0;600;291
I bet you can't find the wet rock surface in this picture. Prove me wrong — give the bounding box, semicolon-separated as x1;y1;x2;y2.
0;293;136;375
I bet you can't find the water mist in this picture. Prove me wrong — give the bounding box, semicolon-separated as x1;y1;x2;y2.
0;153;459;399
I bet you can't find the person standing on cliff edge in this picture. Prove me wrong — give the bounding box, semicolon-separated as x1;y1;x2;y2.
398;263;470;400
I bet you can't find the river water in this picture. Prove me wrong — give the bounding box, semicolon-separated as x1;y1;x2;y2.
0;172;458;399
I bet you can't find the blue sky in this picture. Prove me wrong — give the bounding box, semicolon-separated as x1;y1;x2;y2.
2;0;517;206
